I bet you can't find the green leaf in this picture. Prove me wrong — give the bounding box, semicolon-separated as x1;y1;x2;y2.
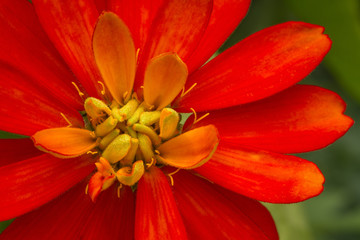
285;0;360;104
0;219;13;234
264;203;314;240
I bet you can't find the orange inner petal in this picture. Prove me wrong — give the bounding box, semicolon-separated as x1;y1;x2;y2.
156;125;219;169
32;128;99;158
143;53;188;110
93;11;136;104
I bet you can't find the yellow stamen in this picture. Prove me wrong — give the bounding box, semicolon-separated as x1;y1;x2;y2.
85;184;89;195
71;82;85;99
167;168;180;186
89;131;97;139
117;184;123;198
132;92;140;102
154;150;160;155
60;112;72;127
181;82;197;97
136;48;140;63
133;123;161;147
87;150;98;155
137;133;154;163
97;81;106;95
195;113;210;124
190;107;210;125
123;91;129;101
146;157;156;169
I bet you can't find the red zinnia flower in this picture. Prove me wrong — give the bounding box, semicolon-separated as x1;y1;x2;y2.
0;0;353;239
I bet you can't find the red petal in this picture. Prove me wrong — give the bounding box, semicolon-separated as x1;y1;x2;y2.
135;166;187;239
195;143;325;203
171;169;278;239
0;67;83;136
186;0;251;73
94;0;108;12
214;185;279;240
0;182;135;239
0;154;95;220
0;138;41;167
33;0;103;98
193;84;353;153
108;0;165;50
0;0;83;110
177;21;332;111
134;0;213;91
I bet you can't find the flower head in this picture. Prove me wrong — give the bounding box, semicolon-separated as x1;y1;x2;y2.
0;0;353;239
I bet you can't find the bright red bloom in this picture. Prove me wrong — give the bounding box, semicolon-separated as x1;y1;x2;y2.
0;0;353;239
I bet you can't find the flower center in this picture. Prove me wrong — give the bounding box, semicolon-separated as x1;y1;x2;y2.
84;95;181;199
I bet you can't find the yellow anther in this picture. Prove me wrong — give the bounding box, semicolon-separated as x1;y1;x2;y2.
117;184;123;198
146;157;156;169
110;99;120;109
190;107;197;123
154;150;160;155
127;103;146;126
137;133;154;163
139;111;161;126
126;126;137;139
123;91;129;101
190;107;210;125
60;112;72;127
99;129;120;150
136;48;141;63
181;82;197;97
87;150;98;155
122;138;139;166
195;113;210;124
71;82;85;99
132;92;140;102
89;131;97;139
97;81;106;95
102;134;132;164
84;97;112;127
140;86;144;89
95;116;118;137
167;168;180;186
112;99;139;122
159;108;179;140
116;160;145;186
85;184;89;195
133;123;161;147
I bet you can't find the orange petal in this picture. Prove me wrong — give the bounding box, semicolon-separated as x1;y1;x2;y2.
143;53;188;110
93;11;136;104
32;128;99;158
156;125;219;169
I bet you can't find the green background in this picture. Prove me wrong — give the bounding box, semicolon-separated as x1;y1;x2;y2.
1;0;360;239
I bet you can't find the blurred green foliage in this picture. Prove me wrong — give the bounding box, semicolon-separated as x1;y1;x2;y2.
1;0;360;239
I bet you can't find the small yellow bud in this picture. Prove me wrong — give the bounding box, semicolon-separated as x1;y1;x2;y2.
159;108;179;140
102;134;131;163
139;111;161;126
99;129;120;150
112;99;139;122
95;116;118;137
116;160;145;186
84;97;112;121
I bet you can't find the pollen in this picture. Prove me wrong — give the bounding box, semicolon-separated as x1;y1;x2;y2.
71;81;85;100
84;95;182;201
